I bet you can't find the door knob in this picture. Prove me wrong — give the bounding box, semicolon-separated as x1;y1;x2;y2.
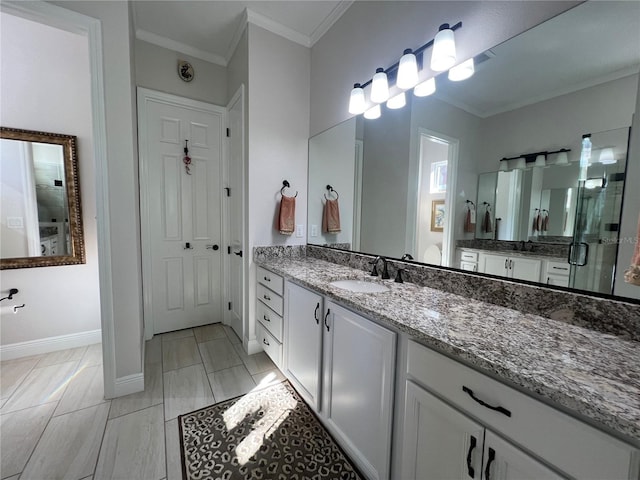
234;250;243;257
206;244;219;250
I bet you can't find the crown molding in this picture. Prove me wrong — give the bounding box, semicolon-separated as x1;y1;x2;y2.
309;1;353;46
225;8;249;63
136;28;227;67
245;8;311;48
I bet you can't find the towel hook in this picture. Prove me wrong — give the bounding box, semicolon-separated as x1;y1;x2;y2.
465;200;475;209
280;180;298;197
324;184;339;200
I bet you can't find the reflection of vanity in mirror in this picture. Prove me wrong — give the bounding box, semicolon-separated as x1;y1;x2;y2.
308;1;638;298
0;127;85;269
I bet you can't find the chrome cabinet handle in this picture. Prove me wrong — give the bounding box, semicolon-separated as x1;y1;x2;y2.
324;309;331;332
462;386;511;417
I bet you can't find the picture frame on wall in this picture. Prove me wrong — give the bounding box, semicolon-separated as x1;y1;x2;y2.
431;200;445;232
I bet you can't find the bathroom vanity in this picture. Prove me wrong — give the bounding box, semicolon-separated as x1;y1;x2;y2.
255;251;639;480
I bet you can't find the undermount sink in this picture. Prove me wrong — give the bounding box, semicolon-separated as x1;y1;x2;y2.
329;279;390;293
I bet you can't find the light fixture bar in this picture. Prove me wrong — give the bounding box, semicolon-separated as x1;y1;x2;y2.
499;148;571;164
354;21;462;90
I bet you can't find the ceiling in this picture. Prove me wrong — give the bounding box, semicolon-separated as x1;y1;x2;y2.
131;1;352;66
435;1;640;117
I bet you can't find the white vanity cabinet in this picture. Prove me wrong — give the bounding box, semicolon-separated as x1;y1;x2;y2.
402;340;640;480
284;281;396;480
458;249;479;272
542;259;571;287
256;267;284;368
481;253;541;282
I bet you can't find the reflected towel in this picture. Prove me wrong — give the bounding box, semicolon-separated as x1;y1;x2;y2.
543;212;549;232
278;195;295;235
483;210;492;233
464;208;475;233
624;213;640;286
532;214;539;233
323;199;341;233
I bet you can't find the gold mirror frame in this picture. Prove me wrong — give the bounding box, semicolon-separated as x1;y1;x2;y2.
1;127;85;269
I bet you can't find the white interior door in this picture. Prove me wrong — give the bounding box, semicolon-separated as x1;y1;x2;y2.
225;88;244;340
139;89;225;335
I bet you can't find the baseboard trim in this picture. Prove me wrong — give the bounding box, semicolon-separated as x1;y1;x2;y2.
245;337;261;355
0;329;102;361
114;372;145;397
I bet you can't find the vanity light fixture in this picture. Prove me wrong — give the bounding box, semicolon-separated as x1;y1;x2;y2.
499;148;571;169
371;68;390;103
364;104;381;120
347;21;462;115
598;147;616;164
387;92;406;109
448;58;474;81
431;23;457;71
397;49;419;89
348;83;366;115
414;77;436;97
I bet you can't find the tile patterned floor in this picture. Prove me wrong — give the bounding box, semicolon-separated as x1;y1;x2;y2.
0;324;283;480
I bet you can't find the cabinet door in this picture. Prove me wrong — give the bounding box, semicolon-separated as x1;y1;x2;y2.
401;381;484;480
484;254;509;277
510;257;541;282
482;430;564;480
322;302;396;480
284;282;323;410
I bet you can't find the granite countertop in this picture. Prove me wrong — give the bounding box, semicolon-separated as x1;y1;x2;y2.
257;256;640;445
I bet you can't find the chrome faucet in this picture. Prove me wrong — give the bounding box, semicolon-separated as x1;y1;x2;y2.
369;256;391;279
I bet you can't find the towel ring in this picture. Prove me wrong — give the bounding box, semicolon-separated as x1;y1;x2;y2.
280;180;298;197
324;184;339;200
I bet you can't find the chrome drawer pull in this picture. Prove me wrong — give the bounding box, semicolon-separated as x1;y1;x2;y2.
263;294;271;301
263;338;270;346
462;386;511;417
263;315;270;322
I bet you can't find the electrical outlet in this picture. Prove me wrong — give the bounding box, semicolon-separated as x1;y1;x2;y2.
296;224;304;237
310;225;319;237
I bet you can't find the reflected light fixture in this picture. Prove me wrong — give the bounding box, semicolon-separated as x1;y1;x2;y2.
556;151;569;165
387;92;406;109
431;23;457;71
414;77;436;97
448;58;474;81
397;49;419;89
364;104;381;120
598;147;616;164
371;68;390;103
534;154;546;167
348;83;366;115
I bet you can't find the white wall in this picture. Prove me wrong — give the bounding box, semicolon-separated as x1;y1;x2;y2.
246;24;310;348
51;0;143;380
308;118;356;246
135;39;227;106
310;1;579;136
0;12;101;344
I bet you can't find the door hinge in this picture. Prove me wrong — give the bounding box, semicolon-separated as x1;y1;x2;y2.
228;302;232;310
226;128;230;137
227;246;231;254
224;187;231;197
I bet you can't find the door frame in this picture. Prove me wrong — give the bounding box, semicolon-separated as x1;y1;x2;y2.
223;85;245;335
137;87;227;339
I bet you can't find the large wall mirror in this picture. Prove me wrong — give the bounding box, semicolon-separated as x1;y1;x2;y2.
308;1;639;299
1;127;85;269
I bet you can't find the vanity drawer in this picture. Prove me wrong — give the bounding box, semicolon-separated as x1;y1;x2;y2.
407;341;637;480
545;260;570;276
257;321;282;367
460;251;478;262
257;300;283;342
257;267;284;296
257;283;283;316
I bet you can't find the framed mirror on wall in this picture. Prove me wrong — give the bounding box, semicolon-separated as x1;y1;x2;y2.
0;127;85;269
307;1;640;300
